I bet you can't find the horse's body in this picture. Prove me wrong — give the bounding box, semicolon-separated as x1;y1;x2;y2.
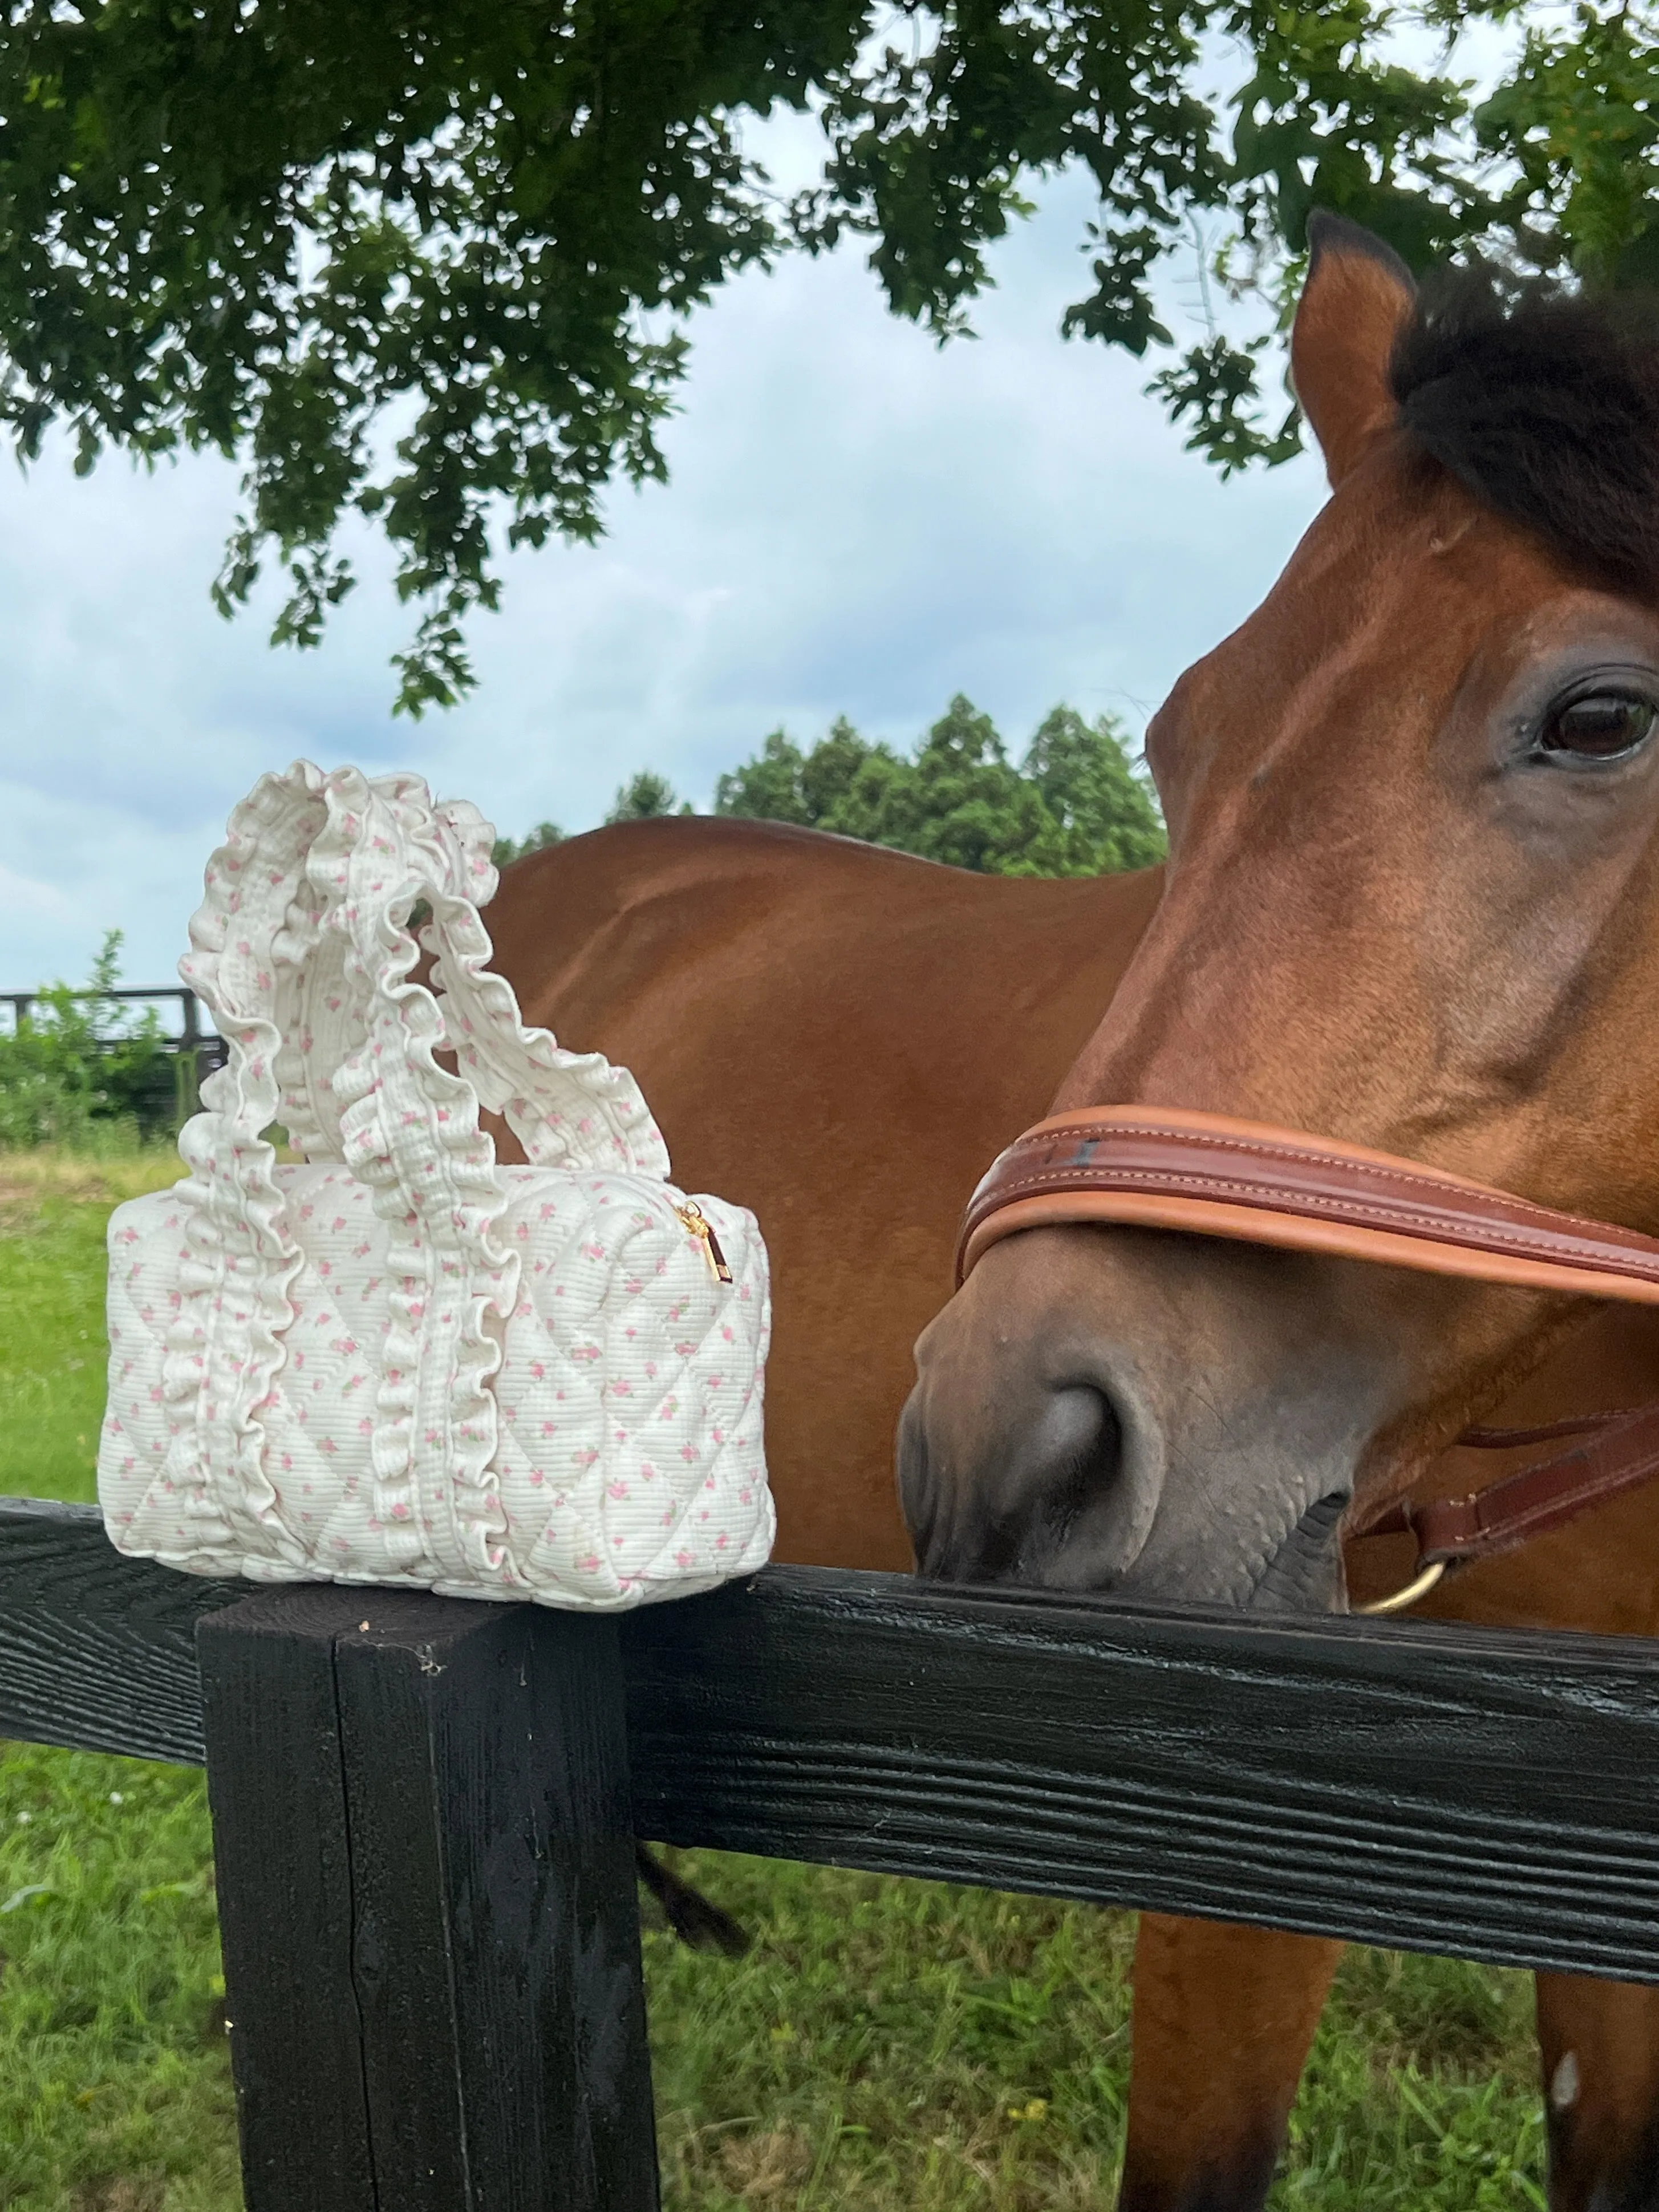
486;818;1162;1570
486;218;1659;2207
489;815;1659;2207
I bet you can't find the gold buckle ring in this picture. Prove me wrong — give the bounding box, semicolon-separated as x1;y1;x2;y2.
1356;1558;1447;1617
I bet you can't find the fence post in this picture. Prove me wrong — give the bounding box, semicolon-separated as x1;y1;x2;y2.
173;1051;202;1126
172;988;203;1124
197;1586;659;2212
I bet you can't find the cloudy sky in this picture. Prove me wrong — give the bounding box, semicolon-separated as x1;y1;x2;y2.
0;155;1329;994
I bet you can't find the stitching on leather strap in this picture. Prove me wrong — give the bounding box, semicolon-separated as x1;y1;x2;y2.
964;1165;1659;1280
990;1120;1659;1253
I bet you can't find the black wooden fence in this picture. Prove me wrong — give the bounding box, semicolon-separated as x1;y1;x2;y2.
3;1497;1658;2206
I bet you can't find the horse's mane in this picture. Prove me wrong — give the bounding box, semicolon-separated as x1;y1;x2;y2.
1389;269;1659;594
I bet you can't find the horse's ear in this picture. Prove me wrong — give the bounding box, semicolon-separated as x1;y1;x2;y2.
1292;213;1417;487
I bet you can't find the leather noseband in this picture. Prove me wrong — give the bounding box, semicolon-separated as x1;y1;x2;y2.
957;1108;1659;1605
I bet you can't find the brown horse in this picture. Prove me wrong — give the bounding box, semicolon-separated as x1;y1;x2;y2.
485;216;1659;2210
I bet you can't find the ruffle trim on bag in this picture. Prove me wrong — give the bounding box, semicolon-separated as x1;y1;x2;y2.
424;799;672;1180
163;765;329;1571
310;771;525;1587
275;921;353;1164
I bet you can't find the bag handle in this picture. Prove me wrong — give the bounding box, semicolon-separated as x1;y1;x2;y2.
184;761;670;1182
302;769;670;1582
288;772;669;1182
294;773;518;1573
164;764;502;1579
163;764;335;1570
422;798;670;1180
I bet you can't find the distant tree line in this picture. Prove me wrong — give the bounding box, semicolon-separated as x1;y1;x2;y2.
493;694;1164;878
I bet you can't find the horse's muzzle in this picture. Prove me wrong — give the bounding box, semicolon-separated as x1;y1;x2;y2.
898;1218;1392;1613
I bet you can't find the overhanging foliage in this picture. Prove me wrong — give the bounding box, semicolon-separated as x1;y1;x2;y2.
0;1;1647;707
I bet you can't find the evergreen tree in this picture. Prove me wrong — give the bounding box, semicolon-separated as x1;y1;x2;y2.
1023;707;1166;874
490;820;563;869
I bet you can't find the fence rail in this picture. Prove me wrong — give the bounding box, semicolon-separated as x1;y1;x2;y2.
0;983;222;1047
3;1496;1655;2209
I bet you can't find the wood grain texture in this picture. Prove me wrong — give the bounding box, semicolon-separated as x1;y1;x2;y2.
9;1503;1659;1980
332;1598;659;2212
618;1569;1659;1982
200;1583;659;2211
198;1590;378;2212
0;1497;237;1762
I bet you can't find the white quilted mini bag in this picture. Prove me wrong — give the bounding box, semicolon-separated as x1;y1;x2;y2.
97;762;774;1609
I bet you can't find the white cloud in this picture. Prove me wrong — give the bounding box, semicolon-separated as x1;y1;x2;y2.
0;163;1327;989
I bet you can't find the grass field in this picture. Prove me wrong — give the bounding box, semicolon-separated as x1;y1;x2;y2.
0;1152;1552;2209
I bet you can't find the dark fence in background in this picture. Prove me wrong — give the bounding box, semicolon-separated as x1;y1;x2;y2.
1;1494;1657;2210
1;986;227;1123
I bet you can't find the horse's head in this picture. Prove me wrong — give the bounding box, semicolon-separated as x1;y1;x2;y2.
900;217;1659;1612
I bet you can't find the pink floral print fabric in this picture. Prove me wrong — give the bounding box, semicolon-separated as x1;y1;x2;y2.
96;762;774;1610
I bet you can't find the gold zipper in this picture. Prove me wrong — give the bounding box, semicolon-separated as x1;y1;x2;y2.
675;1200;733;1284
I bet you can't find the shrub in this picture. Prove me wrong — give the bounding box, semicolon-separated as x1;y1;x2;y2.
0;934;173;1150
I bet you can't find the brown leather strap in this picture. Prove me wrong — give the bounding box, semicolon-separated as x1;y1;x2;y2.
1355;1404;1659;1567
958;1107;1659;1302
1461;1412;1637;1449
957;1106;1659;1578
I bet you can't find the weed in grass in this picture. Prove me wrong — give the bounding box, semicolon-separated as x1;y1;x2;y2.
0;1147;184;1226
0;1158;1557;2209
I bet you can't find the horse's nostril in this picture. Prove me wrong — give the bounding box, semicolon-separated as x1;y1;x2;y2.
948;1382;1121;1582
902;1376;1131;1586
1034;1385;1122;1553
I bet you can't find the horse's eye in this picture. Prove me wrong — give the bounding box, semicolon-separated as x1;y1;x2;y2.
1540;692;1658;761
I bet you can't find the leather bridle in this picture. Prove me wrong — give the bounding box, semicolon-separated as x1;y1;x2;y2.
956;1108;1659;1615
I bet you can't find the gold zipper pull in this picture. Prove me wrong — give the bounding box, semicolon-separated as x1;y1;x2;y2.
675;1200;733;1285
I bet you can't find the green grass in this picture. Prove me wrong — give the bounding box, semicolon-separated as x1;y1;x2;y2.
0;1747;238;2212
0;1153;182;1510
644;1863;1548;2211
0;1152;1552;2208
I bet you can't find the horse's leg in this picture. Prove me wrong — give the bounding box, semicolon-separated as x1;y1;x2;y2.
1536;1972;1659;2210
1118;1912;1344;2211
634;1844;750;1958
